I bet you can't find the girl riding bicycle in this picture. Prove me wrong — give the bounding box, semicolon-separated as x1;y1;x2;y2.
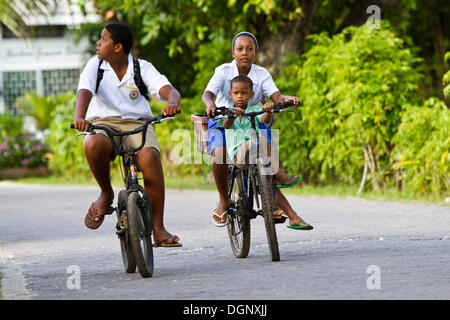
202;31;311;230
217;75;312;230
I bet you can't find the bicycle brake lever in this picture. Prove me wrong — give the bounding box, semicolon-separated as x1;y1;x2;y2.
159;117;174;123
75;132;96;137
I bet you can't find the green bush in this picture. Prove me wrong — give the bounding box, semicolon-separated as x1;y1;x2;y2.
392;98;449;197
275;23;423;191
15;92;58;131
152;97;211;177
46;92;93;178
0;113;24;139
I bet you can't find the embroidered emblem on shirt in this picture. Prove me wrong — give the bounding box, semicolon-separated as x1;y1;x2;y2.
129;90;139;100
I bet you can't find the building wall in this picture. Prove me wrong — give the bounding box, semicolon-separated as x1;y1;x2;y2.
0;24;91;114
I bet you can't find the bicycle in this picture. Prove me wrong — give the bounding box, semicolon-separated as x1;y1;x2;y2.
70;114;173;277
214;101;297;262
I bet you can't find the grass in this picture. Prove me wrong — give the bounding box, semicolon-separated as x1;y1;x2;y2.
5;173;449;206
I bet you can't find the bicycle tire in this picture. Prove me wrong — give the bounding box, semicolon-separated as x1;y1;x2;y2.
117;190;136;273
127;190;154;278
226;166;251;258
256;163;280;262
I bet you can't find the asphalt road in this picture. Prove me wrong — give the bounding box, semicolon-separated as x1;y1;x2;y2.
0;182;449;300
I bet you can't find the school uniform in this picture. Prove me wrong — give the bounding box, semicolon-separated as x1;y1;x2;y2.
205;60;279;155
77;55;171;152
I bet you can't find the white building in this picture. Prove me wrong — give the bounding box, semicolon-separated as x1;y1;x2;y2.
0;1;100;114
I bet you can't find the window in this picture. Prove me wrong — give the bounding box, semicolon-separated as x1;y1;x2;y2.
2;71;36;114
43;69;79;96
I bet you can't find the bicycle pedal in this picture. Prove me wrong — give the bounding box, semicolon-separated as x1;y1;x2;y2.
273;216;287;224
116;228;126;236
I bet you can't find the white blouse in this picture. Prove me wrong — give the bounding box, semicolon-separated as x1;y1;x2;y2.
205;59;279;108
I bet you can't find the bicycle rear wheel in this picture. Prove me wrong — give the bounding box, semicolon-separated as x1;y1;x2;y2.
127;189;154;277
256;163;280;262
226;166;251;258
117;190;136;273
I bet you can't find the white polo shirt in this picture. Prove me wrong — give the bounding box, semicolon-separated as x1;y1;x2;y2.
77;55;171;120
205;59;279;108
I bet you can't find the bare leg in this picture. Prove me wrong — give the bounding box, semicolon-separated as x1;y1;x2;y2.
137;147;180;244
257;135;310;227
84;134;115;219
211;146;228;224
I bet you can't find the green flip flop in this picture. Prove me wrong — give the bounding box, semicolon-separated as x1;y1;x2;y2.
277;174;300;189
287;220;313;230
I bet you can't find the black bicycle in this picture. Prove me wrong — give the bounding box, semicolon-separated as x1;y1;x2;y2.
71;114;173;277
215;101;296;261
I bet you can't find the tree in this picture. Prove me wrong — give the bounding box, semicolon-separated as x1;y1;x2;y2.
0;0;59;37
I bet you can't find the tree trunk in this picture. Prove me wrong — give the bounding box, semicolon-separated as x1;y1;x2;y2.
256;0;320;75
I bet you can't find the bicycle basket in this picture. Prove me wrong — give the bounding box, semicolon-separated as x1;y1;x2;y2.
191;114;209;154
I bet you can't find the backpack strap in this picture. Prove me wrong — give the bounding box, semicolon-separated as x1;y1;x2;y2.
133;57;150;100
95;57;149;101
95;59;104;94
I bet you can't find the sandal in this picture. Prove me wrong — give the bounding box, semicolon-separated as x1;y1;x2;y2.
84;203;114;229
287;219;313;230
212;209;227;227
277;174;300;189
153;235;182;248
273;208;287;224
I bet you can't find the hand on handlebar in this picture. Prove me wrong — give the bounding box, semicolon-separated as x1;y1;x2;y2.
72;118;91;132
206;103;217;118
231;106;245;116
262;102;275;112
280;95;301;107
162;103;181;117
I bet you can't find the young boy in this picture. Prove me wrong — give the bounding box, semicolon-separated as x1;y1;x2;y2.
73;23;182;246
219;75;312;230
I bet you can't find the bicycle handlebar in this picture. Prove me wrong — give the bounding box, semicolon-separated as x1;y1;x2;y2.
214;101;298;119
70;114;173;154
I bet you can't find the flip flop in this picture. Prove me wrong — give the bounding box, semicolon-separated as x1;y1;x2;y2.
153;236;182;248
277;174;300;189
287;220;313;230
85;203;114;229
273;208;287;224
212;209;227;227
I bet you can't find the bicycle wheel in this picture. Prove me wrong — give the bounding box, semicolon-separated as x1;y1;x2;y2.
117;190;136;273
255;163;280;262
127;189;154;277
226;166;251;258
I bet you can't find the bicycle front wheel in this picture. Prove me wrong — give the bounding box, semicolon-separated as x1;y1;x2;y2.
127;190;154;277
227;166;251;258
117;190;136;273
256;163;280;262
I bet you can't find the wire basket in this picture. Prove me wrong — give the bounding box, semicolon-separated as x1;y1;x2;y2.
191;114;209;154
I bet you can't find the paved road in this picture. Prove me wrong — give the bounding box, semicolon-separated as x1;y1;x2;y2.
0;182;449;300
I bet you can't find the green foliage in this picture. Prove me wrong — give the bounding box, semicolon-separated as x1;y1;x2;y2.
443;52;450;99
276;23;423;190
46;92;92;178
392;98;449;196
0;113;24;139
191;36;230;96
151;97;211;177
15;92;59;131
0;133;49;168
